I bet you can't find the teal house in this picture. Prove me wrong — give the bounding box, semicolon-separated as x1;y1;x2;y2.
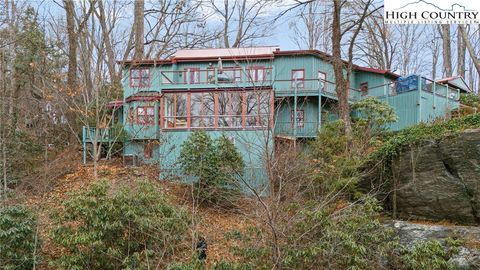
83;47;465;192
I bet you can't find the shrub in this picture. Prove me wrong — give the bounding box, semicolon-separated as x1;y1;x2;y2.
179;131;245;206
50;180;188;269
395;240;456;270
0;205;40;270
370;113;480;163
352;96;398;133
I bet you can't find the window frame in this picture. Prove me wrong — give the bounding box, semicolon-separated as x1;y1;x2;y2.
318;71;327;91
136;106;155;125
184;67;201;84
291;69;305;88
360;82;369;96
129;68;151;88
290;109;305;128
162;90;272;130
247;66;265;82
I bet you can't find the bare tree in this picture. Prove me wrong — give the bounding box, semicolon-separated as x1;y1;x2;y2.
208;0;273;48
331;0;379;134
457;25;466;78
289;0;331;51
134;0;144;60
439;24;453;77
459;25;480;85
358;11;397;70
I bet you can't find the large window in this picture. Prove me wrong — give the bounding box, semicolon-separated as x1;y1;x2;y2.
163;93;187;128
137;106;154;125
130;68;150;88
163;90;271;129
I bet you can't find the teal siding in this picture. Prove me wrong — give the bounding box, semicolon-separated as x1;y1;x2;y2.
275;97;319;137
124;130;272;193
380;91;419;131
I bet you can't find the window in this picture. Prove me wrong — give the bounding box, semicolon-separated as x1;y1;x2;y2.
137;106;154;125
184;68;201;84
291;69;305;88
130;68;150;88
360;82;369;95
163;90;271;129
291;110;304;128
247;66;265;82
144;143;153;159
127;107;134;123
207;68;215;84
163;93;187;128
318;71;326;91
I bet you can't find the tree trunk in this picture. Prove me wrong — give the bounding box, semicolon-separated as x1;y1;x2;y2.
64;0;77;90
134;0;144;60
457;25;466;78
331;0;351;134
440;24;452;77
459;25;480;82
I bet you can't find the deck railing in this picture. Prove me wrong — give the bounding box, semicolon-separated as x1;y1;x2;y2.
159;67;273;89
82;127;112;143
274;121;319;138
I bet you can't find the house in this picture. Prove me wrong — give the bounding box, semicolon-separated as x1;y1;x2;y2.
82;46;460;192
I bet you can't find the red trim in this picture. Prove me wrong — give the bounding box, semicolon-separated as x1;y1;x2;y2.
129;68;151;88
106;100;124;108
242;91;247;128
136;106;155;125
144;143;153;159
126;95;162;102
159;96;164;128
214;92;219;128
184;68;201;84
291;69;305;88
247;66;265;82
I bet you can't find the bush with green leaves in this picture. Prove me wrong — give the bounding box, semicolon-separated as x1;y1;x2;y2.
50;180;188;269
0;205;40;270
352;96;398;133
370;113;480;163
395;240;456;270
179;131;245;206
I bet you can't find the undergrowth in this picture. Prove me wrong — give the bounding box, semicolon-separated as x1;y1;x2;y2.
370;113;480;163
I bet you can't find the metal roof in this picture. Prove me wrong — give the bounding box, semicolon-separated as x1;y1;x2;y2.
172;46;279;59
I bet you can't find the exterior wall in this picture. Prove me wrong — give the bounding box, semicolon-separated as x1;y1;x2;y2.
275;96;319;137
354;71;392;97
379;91;419;130
124;130;271;193
123;101;160;139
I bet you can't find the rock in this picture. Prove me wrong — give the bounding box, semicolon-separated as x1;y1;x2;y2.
388;220;480;270
389;129;480;224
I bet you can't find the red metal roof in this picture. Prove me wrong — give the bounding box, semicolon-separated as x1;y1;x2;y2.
106;100;124;108
354;66;400;78
117;47;399;79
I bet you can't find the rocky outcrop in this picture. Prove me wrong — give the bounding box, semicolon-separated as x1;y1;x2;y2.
389;220;480;270
388;129;480;224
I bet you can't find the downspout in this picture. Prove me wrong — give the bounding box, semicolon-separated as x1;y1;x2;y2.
417;75;422;123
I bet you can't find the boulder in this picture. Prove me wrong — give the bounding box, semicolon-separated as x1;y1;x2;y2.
390;129;480;224
389;220;480;270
